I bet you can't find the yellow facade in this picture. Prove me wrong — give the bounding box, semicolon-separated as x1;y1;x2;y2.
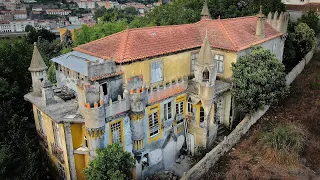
121;51;192;86
32;105;71;180
58;27;78;41
70;123;89;180
121;49;237;86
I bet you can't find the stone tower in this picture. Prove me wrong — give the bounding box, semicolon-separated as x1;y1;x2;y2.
201;0;211;20
82;82;106;159
28;42;48;96
195;34;216;116
256;6;265;39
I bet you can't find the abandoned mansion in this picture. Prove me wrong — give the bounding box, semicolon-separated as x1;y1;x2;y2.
24;3;289;180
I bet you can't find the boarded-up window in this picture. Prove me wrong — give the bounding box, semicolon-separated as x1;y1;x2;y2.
151;61;163;83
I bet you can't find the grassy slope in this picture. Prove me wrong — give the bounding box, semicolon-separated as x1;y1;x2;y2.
201;50;320;180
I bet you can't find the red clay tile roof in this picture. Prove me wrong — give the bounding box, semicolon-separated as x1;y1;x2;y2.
74;16;282;63
286;3;320;12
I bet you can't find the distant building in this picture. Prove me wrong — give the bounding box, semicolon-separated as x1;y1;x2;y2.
284;1;320;21
75;0;98;9
10;19;35;32
58;25;82;40
46;9;72;16
0;20;12;32
0;10;27;20
122;2;147;15
282;0;320;5
104;1;120;9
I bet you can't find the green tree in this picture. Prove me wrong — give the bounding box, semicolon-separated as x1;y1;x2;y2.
294;23;317;60
74;21;127;46
26;26;56;44
84;144;135;180
297;10;319;33
0;38;51;179
232;46;288;113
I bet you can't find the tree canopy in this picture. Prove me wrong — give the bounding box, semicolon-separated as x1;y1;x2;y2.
232;46;288;113
297;10;320;33
0;38;51;179
294;23;317;59
84;144;135;180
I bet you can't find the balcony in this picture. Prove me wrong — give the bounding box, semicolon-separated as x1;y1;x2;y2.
36;129;48;148
51;142;64;163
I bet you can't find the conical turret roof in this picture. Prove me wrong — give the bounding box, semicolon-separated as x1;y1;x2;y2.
197;33;214;65
29;42;47;72
201;0;211;19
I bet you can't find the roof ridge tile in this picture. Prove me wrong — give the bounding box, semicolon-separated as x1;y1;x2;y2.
218;19;237;51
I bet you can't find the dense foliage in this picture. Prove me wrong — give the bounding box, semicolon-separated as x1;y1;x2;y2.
232;46;288;113
0;39;51;179
283;14;317;72
297;10;319;33
94;6;139;23
294;23;317;59
84;144;135;180
74;20;127;46
25;25;56;44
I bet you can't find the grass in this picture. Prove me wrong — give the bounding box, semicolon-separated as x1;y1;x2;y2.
260;123;304;166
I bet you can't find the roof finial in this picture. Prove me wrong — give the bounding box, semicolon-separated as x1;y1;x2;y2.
218;15;220;20
34;42;37;46
257;5;264;18
201;0;211;20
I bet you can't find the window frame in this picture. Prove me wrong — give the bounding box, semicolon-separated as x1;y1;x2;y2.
164;101;172;120
214;54;224;73
37;109;45;134
176;101;184;115
190;52;199;73
109;119;124;147
150;60;163;84
187;98;193;113
200;106;205;123
148;105;161;143
52;121;62;148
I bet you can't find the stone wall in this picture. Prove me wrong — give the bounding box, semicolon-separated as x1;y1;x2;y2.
181;49;314;180
286;50;314;86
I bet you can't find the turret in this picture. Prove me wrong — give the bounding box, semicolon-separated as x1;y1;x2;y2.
82;82;106;158
256;6;265;39
28;42;48;96
127;75;147;154
201;0;211;20
195;34;216;114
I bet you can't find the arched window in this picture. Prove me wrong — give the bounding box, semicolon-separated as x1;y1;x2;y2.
187;98;193;113
200;106;205;123
203;68;209;82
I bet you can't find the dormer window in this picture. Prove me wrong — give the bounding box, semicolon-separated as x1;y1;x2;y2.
203;68;209;82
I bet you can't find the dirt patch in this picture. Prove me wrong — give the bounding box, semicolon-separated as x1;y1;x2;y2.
201;51;320;179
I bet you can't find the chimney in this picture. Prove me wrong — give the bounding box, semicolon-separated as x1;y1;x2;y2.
256;6;265;39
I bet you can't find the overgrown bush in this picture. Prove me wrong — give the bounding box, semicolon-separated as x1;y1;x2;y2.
84;143;135;180
232;46;288;113
294;23;317;60
297;10;320;33
260;124;304;165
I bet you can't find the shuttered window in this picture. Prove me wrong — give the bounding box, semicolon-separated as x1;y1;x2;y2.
151;61;163;83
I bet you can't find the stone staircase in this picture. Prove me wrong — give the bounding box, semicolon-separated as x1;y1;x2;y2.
213;124;231;146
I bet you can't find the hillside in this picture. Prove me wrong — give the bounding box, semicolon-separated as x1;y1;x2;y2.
201;48;320;179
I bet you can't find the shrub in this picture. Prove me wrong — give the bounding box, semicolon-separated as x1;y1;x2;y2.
83;143;135;180
260;124;304;165
297;10;320;33
294;23;317;60
232;46;288;113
